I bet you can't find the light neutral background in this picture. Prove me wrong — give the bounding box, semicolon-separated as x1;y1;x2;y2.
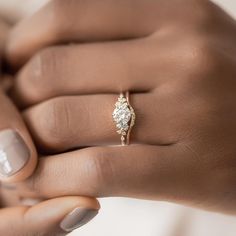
0;1;236;236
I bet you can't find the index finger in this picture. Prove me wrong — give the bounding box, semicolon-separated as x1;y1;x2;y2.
5;0;162;67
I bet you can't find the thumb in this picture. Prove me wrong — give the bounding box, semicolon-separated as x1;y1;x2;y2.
0;196;100;235
0;89;37;182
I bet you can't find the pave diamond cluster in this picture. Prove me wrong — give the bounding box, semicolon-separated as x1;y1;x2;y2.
112;93;135;145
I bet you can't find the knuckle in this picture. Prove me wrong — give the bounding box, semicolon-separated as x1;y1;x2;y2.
19;47;62;103
50;0;80;36
48;0;65;35
16;74;40;105
51;0;68;17
183;38;219;78
192;0;221;25
34;47;61;81
82;148;115;196
33;98;71;151
170;0;219;27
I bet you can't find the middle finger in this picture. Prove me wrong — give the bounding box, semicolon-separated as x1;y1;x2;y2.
12;37;171;107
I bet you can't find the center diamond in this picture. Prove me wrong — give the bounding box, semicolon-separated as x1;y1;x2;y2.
113;106;131;124
112;97;132;133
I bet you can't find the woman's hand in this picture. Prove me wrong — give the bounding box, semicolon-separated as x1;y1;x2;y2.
0;17;99;236
6;0;236;214
0;93;99;236
0;190;99;235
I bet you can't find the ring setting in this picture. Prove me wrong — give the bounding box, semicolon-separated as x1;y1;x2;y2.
112;92;135;145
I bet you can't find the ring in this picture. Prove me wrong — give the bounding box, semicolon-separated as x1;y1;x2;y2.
112;92;136;145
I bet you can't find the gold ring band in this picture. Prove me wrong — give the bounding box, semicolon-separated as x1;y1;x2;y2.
112;92;136;145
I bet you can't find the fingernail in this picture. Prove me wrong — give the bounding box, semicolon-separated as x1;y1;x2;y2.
60;207;98;232
0;129;30;177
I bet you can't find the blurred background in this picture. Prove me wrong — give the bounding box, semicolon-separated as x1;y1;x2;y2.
0;0;236;235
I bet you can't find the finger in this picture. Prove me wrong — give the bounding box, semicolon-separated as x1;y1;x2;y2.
6;0;163;67
0;90;37;182
0;196;100;235
23;93;181;152
12;35;175;107
18;145;201;207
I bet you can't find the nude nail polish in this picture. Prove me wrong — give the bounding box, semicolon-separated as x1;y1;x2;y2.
0;129;30;177
60;207;98;232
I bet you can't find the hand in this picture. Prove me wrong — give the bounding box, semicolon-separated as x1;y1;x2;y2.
6;0;236;214
0;92;99;236
0;186;99;235
0;17;100;236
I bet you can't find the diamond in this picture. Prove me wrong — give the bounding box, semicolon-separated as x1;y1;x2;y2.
113;93;136;145
113;106;131;124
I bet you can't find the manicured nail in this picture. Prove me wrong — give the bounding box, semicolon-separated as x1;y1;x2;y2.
0;129;30;177
60;207;98;232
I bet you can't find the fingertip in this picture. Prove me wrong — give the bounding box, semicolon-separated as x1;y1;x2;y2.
60;207;98;232
28;196;100;234
57;196;100;233
0;129;37;183
0;197;99;235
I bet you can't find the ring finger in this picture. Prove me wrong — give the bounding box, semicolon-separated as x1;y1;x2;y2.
24;92;181;153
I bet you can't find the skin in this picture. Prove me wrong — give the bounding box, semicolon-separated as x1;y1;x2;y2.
0;15;99;236
4;0;236;217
